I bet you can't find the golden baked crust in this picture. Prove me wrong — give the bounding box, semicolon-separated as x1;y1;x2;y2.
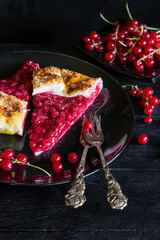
0;91;27;135
61;69;98;95
32;66;99;96
32;66;62;89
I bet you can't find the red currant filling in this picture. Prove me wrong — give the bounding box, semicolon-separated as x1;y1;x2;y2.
28;83;101;155
0;61;39;103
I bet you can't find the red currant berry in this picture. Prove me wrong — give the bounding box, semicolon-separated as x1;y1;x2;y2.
149;96;159;106
144;106;153;115
86;43;95;51
138;134;148;144
140;99;148;108
118;30;126;39
83;36;91;44
130;89;138;96
107;41;115;50
88;31;99;40
154;41;160;48
52;162;63;173
134;60;144;71
3;149;15;160
150;31;157;39
145;57;155;68
50;153;61;163
96;45;104;52
95;38;102;45
143;33;151;39
135;87;143;97
68;152;79;163
133;46;142;56
116;50;123;57
119;55;127;63
126;40;133;47
144;46;153;54
16;154;28;165
1;160;13;171
128;54;136;63
147;38;155;46
139;39;147;47
144;116;153;124
104;51;114;62
126;19;139;27
143;87;153;97
103;33;115;42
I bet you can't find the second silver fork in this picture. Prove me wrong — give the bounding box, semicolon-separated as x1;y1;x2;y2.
85;113;128;210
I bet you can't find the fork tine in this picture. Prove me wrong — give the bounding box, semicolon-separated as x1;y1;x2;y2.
93;114;104;138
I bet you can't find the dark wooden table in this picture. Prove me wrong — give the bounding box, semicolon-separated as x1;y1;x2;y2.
0;44;160;240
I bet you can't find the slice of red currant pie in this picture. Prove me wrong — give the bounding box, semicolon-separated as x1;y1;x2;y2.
0;61;39;135
29;66;103;156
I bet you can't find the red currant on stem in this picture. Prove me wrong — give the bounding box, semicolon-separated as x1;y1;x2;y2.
143;87;153;97
138;134;148;145
68;152;79;163
144;106;153;115
104;51;114;62
16;154;28;165
83;36;91;44
50;153;61;163
88;31;99;40
86;43;95;52
149;96;159;106
1;160;13;171
3;149;15;160
52;162;63;173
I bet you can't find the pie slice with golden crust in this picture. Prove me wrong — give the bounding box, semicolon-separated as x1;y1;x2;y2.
29;66;103;156
0;61;39;136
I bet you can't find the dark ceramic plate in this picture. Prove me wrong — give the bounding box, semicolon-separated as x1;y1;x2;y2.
76;25;160;83
0;51;134;186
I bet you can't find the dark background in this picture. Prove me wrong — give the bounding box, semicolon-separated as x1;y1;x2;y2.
0;0;160;44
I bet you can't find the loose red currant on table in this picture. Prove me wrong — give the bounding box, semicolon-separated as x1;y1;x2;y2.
138;134;149;145
50;153;61;163
1;160;13;171
52;162;63;173
144;116;153;124
16;154;28;165
3;149;15;160
68;152;79;163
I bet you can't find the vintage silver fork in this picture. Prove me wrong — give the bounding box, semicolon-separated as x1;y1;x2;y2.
65;117;92;208
85;113;128;210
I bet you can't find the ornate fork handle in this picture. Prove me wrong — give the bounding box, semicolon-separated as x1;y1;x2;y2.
96;145;128;210
65;145;90;208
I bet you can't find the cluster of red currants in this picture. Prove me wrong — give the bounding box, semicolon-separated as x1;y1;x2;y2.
130;85;159;144
0;149;28;171
83;3;160;72
83;31;104;53
50;152;79;173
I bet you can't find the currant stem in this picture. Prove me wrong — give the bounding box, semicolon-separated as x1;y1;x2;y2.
100;13;118;25
146;26;160;31
122;84;137;88
12;159;51;182
126;3;133;20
